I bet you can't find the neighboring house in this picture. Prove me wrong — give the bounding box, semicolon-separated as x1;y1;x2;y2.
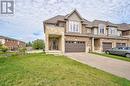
44;9;130;54
0;36;26;51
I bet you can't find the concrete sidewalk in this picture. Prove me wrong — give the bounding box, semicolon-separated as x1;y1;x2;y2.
65;53;130;80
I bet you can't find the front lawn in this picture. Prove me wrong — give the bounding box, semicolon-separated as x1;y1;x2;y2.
92;52;130;62
0;53;130;86
0;51;6;54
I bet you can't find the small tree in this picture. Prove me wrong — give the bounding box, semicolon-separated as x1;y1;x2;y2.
26;41;32;47
32;39;44;50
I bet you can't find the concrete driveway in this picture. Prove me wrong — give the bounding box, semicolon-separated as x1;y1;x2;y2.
65;53;130;80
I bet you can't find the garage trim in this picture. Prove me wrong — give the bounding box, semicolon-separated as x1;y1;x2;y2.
102;42;112;51
65;41;86;52
116;43;126;47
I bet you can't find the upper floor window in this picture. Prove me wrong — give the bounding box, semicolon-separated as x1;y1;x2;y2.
109;27;117;35
69;21;80;33
117;31;122;36
99;24;105;34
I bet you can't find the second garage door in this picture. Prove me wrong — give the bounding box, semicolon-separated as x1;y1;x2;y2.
116;43;126;47
65;41;85;52
102;42;112;51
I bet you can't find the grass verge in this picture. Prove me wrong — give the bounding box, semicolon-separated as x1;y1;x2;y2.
91;52;130;62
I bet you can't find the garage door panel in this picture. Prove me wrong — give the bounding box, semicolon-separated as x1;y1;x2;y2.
103;42;112;51
65;41;85;52
116;43;126;47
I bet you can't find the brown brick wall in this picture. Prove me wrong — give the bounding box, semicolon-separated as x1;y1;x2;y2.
82;25;87;34
122;31;130;36
4;39;26;50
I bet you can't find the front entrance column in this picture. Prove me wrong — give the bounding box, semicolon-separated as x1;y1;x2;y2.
127;39;130;46
112;41;116;48
45;34;49;52
99;39;102;52
92;37;95;52
61;34;65;54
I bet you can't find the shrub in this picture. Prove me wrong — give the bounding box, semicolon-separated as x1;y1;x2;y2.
1;45;8;52
18;47;27;55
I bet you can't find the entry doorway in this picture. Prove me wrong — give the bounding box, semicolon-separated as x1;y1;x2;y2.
49;37;59;50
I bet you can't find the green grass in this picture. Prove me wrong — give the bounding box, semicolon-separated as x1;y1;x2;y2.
0;52;18;58
0;52;6;54
0;52;15;54
92;52;130;62
0;53;130;86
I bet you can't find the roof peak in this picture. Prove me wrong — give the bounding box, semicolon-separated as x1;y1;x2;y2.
65;9;83;20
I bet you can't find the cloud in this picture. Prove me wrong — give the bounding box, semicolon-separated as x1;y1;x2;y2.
33;33;40;36
0;0;130;42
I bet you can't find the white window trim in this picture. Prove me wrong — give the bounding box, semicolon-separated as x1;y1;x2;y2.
109;27;117;35
69;21;80;33
98;24;105;34
117;31;121;36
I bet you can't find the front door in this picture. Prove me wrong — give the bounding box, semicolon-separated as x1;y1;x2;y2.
49;38;59;50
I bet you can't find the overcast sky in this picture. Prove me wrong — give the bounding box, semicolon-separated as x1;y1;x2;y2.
0;0;130;42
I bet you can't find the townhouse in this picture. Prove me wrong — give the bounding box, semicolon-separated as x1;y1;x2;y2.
44;9;130;54
0;36;26;51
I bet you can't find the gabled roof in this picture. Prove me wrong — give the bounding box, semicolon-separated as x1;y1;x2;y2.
44;9;84;24
44;9;130;31
106;21;118;27
82;18;93;27
65;9;83;20
117;23;130;31
92;20;118;27
92;20;107;26
44;15;65;24
92;20;130;31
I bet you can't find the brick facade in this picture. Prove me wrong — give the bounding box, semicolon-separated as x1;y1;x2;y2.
0;36;26;51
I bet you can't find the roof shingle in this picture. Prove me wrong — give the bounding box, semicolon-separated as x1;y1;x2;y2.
44;10;130;31
44;15;65;24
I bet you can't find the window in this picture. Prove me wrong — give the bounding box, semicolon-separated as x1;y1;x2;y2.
117;31;122;36
99;24;105;34
109;27;117;35
69;21;80;32
100;29;104;33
